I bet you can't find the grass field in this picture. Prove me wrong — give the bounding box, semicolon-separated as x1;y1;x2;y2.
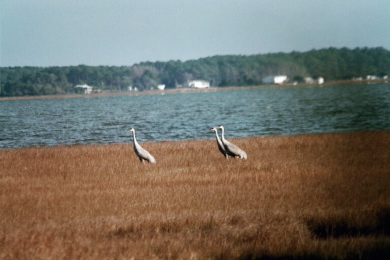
1;131;390;259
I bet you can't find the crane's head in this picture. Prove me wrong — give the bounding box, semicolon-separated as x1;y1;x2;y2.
210;127;217;132
129;128;135;132
217;125;224;130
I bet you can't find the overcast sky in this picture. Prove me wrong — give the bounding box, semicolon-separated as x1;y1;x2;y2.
1;0;389;67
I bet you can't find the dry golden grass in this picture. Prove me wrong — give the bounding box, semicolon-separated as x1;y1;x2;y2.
1;131;390;259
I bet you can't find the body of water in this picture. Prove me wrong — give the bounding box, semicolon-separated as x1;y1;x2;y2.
1;83;390;148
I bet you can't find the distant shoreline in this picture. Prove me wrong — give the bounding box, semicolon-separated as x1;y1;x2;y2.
1;79;388;102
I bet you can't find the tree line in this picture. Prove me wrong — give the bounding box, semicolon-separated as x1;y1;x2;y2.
1;47;389;97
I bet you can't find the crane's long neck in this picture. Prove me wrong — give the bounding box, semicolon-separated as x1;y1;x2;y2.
214;130;222;144
220;127;226;142
131;130;140;147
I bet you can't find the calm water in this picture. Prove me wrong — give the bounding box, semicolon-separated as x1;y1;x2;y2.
1;83;390;148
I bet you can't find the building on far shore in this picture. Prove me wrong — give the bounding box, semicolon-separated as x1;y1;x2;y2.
75;84;93;94
128;85;138;92
262;75;288;85
366;75;378;80
304;77;324;84
186;80;210;88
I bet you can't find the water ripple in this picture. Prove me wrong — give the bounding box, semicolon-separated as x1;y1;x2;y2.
1;83;390;148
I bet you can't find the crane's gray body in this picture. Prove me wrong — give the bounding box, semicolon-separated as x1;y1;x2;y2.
129;128;156;163
218;125;247;159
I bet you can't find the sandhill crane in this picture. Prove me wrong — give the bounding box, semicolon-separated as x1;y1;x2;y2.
210;127;229;159
218;125;247;159
129;128;156;163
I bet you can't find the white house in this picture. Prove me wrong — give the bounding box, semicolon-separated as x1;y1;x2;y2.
128;86;138;92
304;77;314;84
262;75;288;85
304;77;324;84
75;84;93;94
366;75;377;80
187;80;210;88
157;84;166;90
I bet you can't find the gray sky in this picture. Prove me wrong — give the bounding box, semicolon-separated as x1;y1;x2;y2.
1;0;389;67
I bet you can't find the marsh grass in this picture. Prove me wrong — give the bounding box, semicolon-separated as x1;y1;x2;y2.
1;132;390;259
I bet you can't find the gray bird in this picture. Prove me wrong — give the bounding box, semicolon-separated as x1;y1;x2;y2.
129;128;156;163
210;127;229;159
218;125;247;159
